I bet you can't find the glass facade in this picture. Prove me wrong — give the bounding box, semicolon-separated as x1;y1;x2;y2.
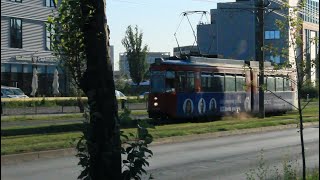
303;0;319;24
1;63;66;96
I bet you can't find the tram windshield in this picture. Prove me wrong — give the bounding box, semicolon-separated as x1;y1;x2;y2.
150;70;176;93
150;71;165;93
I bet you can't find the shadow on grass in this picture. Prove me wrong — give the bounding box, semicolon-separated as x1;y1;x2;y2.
1;119;154;136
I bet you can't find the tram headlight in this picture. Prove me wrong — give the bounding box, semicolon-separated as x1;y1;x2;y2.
154;97;158;100
154;102;158;106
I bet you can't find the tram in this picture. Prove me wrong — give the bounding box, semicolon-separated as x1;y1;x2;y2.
147;56;297;120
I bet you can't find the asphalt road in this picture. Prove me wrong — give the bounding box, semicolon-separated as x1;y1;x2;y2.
1;126;319;180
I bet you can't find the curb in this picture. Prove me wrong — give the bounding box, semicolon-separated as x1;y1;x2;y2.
1;122;318;165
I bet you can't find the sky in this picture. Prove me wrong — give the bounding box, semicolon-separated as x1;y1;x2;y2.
106;0;235;70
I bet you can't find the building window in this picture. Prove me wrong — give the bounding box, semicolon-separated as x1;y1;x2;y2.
265;30;280;39
23;64;32;73
11;64;22;73
303;0;319;24
46;23;54;50
1;64;11;72
268;55;281;63
10;18;22;48
45;0;55;7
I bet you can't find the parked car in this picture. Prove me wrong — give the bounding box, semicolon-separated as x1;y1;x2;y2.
139;91;149;99
1;86;29;98
115;90;127;100
115;90;127;109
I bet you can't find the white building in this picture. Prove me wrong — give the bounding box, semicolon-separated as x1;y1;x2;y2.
1;0;68;95
119;52;170;77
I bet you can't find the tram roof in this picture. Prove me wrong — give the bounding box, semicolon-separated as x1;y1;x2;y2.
154;56;273;69
155;56;246;68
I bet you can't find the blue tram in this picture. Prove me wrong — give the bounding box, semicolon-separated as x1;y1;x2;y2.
147;56;297;120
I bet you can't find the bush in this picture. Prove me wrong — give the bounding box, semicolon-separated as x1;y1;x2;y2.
2;98;88;108
300;85;319;99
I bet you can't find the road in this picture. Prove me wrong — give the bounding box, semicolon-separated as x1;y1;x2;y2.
1;126;319;180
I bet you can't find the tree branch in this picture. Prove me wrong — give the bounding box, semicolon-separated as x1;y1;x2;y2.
301;99;312;111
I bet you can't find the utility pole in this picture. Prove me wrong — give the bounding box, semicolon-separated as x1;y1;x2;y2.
256;0;265;118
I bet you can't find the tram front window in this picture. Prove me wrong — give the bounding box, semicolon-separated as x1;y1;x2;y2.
151;76;165;93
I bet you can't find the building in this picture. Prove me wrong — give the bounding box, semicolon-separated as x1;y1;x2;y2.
173;45;200;57
197;0;319;84
119;52;170;77
1;0;68;96
302;0;319;84
109;45;115;71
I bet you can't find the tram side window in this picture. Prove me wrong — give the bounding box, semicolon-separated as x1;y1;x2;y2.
284;77;291;91
186;72;195;91
176;71;186;92
225;75;235;92
260;77;267;88
212;74;224;92
165;71;175;92
276;77;284;91
236;75;246;92
201;72;213;92
266;76;275;92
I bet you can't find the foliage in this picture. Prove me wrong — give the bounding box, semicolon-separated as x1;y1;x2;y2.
271;0;319;84
75;107;90;180
246;150;269;180
2;98;88;108
121;120;154;180
115;76;132;94
122;25;149;85
119;108;136;128
48;0;87;88
75;107;154;180
1;97;147;108
300;85;319;99
49;0;87;117
264;2;319;179
245;152;320;180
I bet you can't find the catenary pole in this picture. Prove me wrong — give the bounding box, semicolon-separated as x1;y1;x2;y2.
256;0;265;118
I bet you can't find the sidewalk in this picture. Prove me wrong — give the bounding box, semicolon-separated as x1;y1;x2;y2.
2;121;318;165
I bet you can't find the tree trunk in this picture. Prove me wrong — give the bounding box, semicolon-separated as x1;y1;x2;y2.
298;99;306;180
80;0;122;179
296;61;306;180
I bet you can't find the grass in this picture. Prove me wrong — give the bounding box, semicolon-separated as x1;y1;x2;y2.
245;151;319;180
1;114;83;122
1;110;148;122
1;102;318;155
1;113;318;155
1;132;82;155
